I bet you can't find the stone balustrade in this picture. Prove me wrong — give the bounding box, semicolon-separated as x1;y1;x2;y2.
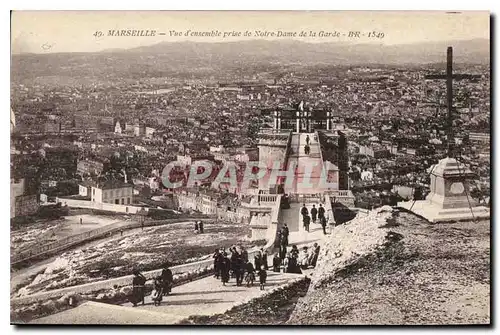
257;194;279;204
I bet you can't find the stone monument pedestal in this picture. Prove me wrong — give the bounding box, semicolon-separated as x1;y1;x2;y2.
398;157;490;223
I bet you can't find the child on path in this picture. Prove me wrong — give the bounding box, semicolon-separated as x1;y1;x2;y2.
258;265;267;290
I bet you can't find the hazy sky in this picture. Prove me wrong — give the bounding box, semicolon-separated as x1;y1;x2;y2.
11;11;490;54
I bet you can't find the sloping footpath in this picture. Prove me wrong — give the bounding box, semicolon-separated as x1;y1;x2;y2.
31;272;305;325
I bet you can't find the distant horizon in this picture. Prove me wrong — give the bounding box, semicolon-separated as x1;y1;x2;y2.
11;37;490;56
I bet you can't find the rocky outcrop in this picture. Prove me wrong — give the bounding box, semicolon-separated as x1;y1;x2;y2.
287;209;490;325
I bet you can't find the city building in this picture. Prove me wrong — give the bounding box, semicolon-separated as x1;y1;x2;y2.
91;180;134;205
77;159;104;176
10;178;39;218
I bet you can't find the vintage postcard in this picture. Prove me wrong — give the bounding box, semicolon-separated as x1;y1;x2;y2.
10;10;490;325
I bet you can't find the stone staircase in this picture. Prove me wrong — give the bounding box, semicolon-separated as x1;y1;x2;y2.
286;133;325;195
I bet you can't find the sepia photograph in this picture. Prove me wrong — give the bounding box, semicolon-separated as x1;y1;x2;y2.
9;10;491;325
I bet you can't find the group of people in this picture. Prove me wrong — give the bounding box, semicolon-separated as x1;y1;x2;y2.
274;242;321;274
130;264;173;307
213;246;268;290
301;204;328;235
275;222;320;272
194;221;204;234
129;239;321;307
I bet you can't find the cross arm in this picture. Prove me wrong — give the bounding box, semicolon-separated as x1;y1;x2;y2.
424;74;482;80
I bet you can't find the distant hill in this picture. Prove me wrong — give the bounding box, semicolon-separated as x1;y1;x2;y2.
118;38;490;65
11;39;489;83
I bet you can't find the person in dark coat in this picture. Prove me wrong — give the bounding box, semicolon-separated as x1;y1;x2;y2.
261;249;269;270
276;230;283;248
235;254;245;286
194;221;199;232
241;248;249;263
310;205;318;223
130;270;146;307
199;221;204;234
213;249;223;279
244;260;256;287
318;204;325;220
291;245;299;259
300;204;308;218
287;255;302;274
230;248;238;278
303;214;311;232
281;224;289;247
272;254;281;272
321;216;328;235
231;249;244;286
161;264;173;296
306;135;310;145
152;276;164;306
310;243;321;267
258;265;267;290
220;252;231;285
254;252;262;271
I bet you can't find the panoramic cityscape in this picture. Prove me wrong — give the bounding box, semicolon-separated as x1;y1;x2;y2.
10;11;490;325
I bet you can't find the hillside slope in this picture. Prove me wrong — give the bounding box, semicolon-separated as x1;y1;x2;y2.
288;208;490;325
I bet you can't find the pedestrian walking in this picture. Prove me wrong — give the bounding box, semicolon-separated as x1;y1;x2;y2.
236;254;245;286
276;230;283;248
213;249;223;279
254;252;262;271
321;216;327;235
194;221;199;232
261;249;269;270
152;277;164;306
306;135;310;145
303;214;311;232
310;205;318;223
241;247;249;263
258;265;267;290
161;264;173;296
231;249;244;286
300;204;309;220
199;221;204;234
244;260;256;287
130;270;146;307
272;254;281;272
220;252;231;286
318;204;325;220
282;224;290;247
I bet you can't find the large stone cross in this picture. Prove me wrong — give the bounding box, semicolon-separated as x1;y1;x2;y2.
424;47;481;157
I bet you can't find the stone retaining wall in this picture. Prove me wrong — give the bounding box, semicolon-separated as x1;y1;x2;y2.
12;217;212;266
